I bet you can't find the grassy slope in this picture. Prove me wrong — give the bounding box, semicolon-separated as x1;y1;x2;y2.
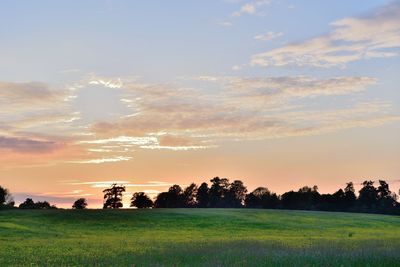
0;209;399;266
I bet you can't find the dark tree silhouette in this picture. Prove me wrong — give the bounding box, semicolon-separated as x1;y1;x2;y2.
19;198;36;209
0;186;14;207
72;198;88;209
376;180;397;212
344;182;357;208
208;177;230;207
154;184;185;208
227;180;247;207
103;183;126;209
183;183;198;207
281;186;320;210
245;187;279;209
196;182;209;208
130;192;153;208
18;198;56;209
358;180;378;211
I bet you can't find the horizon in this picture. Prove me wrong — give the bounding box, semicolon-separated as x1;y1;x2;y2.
1;0;400;209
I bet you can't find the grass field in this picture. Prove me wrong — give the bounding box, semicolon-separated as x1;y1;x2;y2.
1;209;400;266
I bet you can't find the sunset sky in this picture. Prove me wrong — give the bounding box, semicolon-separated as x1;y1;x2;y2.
1;0;399;208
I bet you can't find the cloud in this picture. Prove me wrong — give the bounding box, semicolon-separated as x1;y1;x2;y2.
254;31;283;41
0;81;70;111
88;75;398;148
251;2;400;67
0;136;62;153
66;180;173;188
67;156;132;164
232;0;270;17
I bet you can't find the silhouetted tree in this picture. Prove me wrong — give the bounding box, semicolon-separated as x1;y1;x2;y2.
245;187;279;209
227;180;247;207
103;184;126;209
0;186;14;208
18;198;55;209
196;182;209;208
35;201;54;209
344;182;357;209
154;185;184;208
183;183;198;207
358;180;378;211
72;198;88;209
19;198;36;209
208;177;230;207
376;180;397;212
130;192;153;208
281;186;320;210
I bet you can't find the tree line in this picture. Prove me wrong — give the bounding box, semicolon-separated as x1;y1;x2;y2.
1;178;399;215
100;177;400;215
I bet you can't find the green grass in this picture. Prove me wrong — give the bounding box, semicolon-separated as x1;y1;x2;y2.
1;209;400;266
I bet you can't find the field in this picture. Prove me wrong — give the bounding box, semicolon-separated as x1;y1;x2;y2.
1;209;400;266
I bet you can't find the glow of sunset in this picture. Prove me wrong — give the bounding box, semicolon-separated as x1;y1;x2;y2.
0;0;399;208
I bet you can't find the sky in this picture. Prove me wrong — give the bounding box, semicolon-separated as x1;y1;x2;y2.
0;0;399;208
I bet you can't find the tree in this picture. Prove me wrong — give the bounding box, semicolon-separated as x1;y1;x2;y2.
0;186;14;207
227;180;247;207
343;182;356;208
154;185;184;208
72;198;88;209
183;183;198;207
358;180;378;211
281;186;320;210
208;177;230;207
19;198;36;209
103;184;126;209
376;180;397;212
131;192;153;208
245;187;279;209
196;182;209;208
18;198;55;209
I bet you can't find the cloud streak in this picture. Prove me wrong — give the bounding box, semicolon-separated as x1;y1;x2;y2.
251;2;400;67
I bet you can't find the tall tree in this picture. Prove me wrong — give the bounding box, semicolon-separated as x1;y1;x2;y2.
72;198;88;209
183;183;198;207
196;182;209;208
0;186;14;207
131;192;153;208
103;184;126;209
358;180;378;211
208;177;230;207
227;180;247;207
344;182;356;208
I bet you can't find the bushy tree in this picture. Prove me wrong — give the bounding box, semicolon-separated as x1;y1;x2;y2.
196;182;209;208
208;177;230;207
72;198;88;209
154;184;184;208
245;187;279;209
19;198;56;209
131;192;153;208
0;186;14;208
227;180;247;207
103;184;126;209
183;183;198;207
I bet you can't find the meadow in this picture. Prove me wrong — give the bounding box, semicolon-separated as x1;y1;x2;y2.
1;209;399;266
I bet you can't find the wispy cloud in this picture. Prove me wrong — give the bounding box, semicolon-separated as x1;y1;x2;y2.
67;156;132;164
251;2;400;67
0;136;62;153
232;0;270;17
254;31;283;41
